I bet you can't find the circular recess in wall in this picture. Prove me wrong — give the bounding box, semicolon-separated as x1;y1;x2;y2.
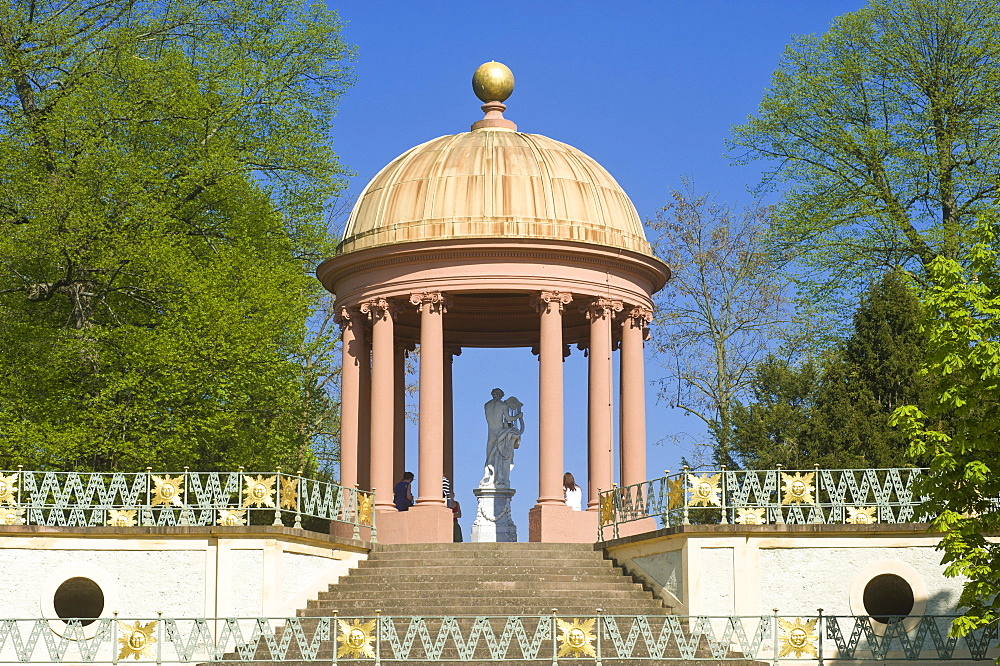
41;563;119;640
53;577;104;625
850;560;927;635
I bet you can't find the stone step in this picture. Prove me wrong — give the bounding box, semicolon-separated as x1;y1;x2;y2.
360;555;612;567
330;576;645;588
351;560;621;576
299;603;671;615
313;590;654;606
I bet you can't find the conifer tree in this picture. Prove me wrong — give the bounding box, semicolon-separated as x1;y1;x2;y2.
732;272;929;469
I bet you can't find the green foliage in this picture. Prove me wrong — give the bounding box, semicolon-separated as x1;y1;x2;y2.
733;271;930;469
730;0;1000;302
0;1;353;472
891;220;1000;638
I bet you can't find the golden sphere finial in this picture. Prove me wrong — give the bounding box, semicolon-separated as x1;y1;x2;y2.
472;61;514;103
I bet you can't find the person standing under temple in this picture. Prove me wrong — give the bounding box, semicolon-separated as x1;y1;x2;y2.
564;472;582;511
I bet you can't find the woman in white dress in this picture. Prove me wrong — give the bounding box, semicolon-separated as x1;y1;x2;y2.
563;472;582;511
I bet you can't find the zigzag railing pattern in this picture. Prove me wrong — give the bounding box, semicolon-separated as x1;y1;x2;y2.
599;467;934;540
0;614;994;662
0;469;375;541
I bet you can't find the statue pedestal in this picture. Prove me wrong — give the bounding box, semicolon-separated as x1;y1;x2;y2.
471;486;517;542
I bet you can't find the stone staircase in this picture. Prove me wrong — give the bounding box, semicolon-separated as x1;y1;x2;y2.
308;542;670;616
216;542;764;664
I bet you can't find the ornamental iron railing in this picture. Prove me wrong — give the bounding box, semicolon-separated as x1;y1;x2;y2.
0;469;375;541
0;613;994;662
598;467;931;540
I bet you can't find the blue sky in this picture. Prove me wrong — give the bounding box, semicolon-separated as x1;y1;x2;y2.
325;1;866;535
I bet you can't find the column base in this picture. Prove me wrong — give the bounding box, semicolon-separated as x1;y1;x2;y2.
329;522;374;543
374;505;453;544
528;503;598;543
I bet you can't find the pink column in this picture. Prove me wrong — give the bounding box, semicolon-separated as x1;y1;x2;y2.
443;346;461;492
393;342;409;485
534;291;572;505
620;306;652;488
337;307;361;489
357;327;372;491
583;297;621;510
410;292;449;506
361;298;397;511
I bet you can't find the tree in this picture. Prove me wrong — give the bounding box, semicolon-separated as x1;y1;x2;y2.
892;220;1000;640
733;271;930;469
730;0;1000;301
648;186;798;468
0;1;353;472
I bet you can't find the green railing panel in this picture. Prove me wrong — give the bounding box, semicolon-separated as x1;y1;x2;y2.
0;614;993;662
0;469;375;541
598;468;936;540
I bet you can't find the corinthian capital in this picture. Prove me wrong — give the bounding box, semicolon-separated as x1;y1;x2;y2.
531;290;574;314
334;306;355;329
409;291;452;314
359;297;399;321
580;297;623;321
624;305;654;326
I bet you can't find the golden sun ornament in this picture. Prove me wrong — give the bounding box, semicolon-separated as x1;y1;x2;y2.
0;473;17;505
107;510;137;527
780;472;815;505
150;475;184;508
242;475;277;508
687;473;722;507
667;477;684;510
279;477;298;510
357;492;374;526
736;507;766;525
599;493;614;525
847;506;877;524
0;507;24;525
337;619;376;658
217;509;246;526
556;618;596;657
778;618;818;658
117;620;157;660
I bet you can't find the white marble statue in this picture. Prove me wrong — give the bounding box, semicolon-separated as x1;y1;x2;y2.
473;388;524;542
481;388;524;489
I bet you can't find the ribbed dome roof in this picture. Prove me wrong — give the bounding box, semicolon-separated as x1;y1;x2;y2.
339;128;654;256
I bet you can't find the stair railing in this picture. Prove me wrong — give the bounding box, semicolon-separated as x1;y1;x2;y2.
598;466;935;541
0;468;376;541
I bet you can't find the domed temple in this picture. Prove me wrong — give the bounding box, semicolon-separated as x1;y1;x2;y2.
317;62;669;543
0;63;992;665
